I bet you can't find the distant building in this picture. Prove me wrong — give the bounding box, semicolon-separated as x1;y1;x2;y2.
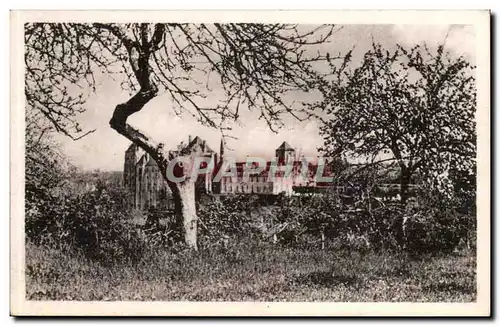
212;140;333;196
124;137;334;210
123;143;164;210
123;136;215;210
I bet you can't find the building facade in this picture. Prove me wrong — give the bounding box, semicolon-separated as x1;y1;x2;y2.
212;140;331;196
123;143;171;210
124;137;333;210
123;136;216;210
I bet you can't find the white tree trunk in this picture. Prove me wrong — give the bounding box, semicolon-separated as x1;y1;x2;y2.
321;230;325;250
177;181;198;250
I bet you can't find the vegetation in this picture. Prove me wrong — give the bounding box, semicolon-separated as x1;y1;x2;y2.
317;43;476;206
25;179;476;301
24;27;477;302
26;240;475;302
25;112;476;301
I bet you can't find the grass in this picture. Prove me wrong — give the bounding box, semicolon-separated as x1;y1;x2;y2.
25;240;476;302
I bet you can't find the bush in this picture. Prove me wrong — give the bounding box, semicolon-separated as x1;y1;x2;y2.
405;206;476;253
326;206;404;251
324;202;475;254
227;191;475;254
197;195;261;249
27;184;473;261
26;187;146;265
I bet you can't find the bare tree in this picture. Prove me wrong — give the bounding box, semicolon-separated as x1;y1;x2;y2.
317;43;476;206
24;23;336;250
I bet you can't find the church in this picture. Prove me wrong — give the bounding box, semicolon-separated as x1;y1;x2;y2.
123;135;215;210
123;136;333;210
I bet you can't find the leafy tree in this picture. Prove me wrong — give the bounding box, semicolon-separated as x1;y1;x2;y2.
317;43;476;206
25;106;73;216
25;23;336;250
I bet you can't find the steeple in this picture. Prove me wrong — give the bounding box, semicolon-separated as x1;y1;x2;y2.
276;141;295;165
220;138;225;162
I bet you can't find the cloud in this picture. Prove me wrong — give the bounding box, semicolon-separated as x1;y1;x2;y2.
391;24;475;60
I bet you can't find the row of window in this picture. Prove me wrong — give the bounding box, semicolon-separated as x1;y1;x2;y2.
222;184;272;193
221;176;273;183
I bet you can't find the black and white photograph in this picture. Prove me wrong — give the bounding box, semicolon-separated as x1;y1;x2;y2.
10;10;490;316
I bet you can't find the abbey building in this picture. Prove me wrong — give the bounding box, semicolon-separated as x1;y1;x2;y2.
123;136;333;210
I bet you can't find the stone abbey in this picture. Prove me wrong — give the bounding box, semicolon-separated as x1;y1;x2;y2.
123;136;333;210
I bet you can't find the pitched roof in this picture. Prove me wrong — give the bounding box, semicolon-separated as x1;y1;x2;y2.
145;157;158;168
189;136;214;154
276;141;294;151
126;143;137;153
137;154;146;165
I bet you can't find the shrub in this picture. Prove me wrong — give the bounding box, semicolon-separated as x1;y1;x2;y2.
26;187;146;265
270;193;340;246
404;206;476;253
197;195;261;248
327;206;403;251
248;190;475;254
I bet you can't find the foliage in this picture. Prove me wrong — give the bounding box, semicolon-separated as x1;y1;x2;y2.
317;42;476;203
26;187;146;265
25;104;149;264
272;193;338;246
194;190;475;254
405;206;476;254
197;195;261;248
25;107;71;213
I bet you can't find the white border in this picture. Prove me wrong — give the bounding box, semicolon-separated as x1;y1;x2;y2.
9;10;491;317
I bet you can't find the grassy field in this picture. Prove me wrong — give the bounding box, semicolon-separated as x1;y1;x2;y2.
25;241;476;302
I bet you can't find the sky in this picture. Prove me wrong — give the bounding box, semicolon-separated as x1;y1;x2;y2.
55;24;475;171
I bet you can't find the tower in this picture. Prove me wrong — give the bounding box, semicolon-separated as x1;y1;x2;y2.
275;141;295;165
124;143;145;209
220;138;225;163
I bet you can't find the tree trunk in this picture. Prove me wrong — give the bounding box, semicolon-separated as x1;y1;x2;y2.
397;166;412;249
178;182;198;250
103;24;202;250
168;180;198;250
320;230;325;250
400;166;411;207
